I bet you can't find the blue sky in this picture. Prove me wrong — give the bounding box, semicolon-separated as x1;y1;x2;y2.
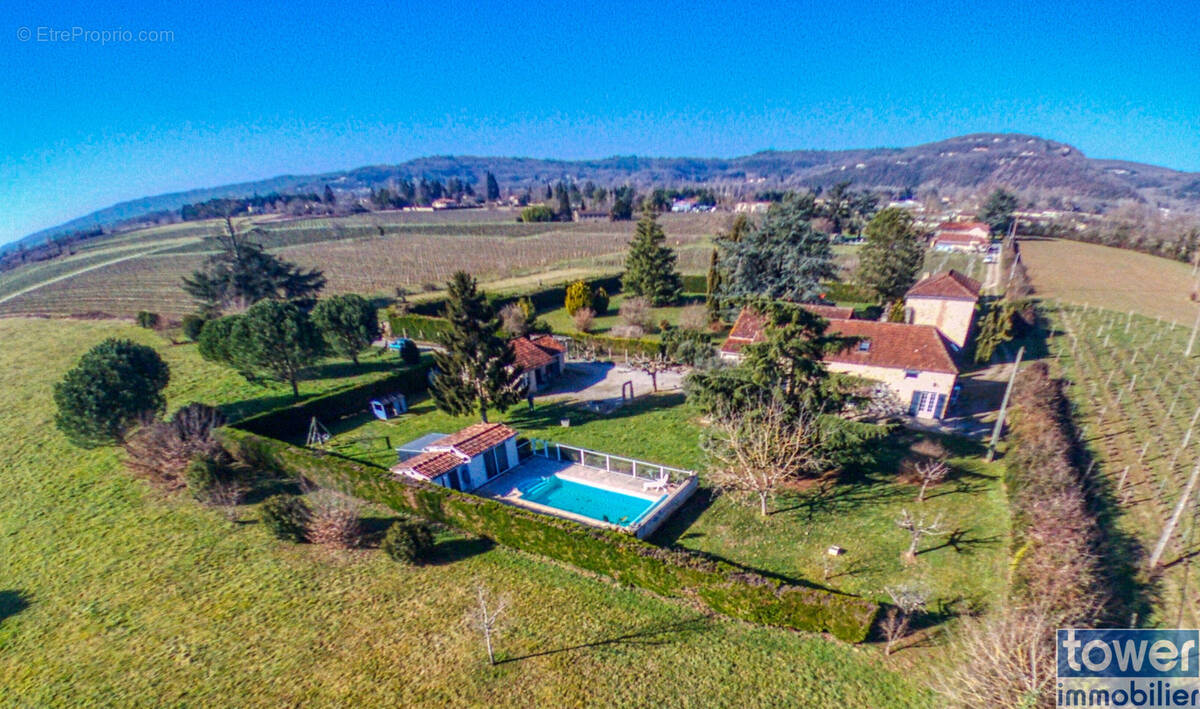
2;0;1199;244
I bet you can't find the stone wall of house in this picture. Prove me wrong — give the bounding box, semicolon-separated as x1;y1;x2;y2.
905;297;976;349
826;361;957;418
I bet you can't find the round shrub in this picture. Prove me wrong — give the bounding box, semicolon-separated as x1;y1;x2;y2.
382;519;435;564
564;280;593;315
181;314;207;342
136;311;161;329
591;286;610;315
397;338;421;366
260;494;310;542
184;456;222;500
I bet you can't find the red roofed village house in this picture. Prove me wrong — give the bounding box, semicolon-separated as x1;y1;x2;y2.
510;334;567;392
391;422;519;491
903;270;981;349
931;221;991;252
719;271;980;420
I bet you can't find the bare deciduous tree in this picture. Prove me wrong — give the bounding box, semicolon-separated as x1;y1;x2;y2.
896;509;946;562
935;607;1058;707
703;402;826;516
304;488;364;549
572;307;595;333
499;302;531;337
915;460;949;502
465;584;508;665
629;352;677;392
678;304;710;332
881;583;929;655
619;296;653;330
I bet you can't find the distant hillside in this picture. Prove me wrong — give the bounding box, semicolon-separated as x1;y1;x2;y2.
17;132;1200;249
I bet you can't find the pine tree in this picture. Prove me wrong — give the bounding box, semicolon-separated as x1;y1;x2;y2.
980;188;1018;235
311;293;380;365
431;272;525;422
622;208;682;306
485;171;501;201
856;207;924;301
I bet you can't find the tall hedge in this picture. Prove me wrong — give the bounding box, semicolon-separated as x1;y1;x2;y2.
216;426;878;642
234;361;431;440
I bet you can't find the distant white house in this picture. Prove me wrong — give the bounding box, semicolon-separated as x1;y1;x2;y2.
734;201;771;214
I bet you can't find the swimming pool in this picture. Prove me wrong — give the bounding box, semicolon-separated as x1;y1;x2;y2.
519;475;663;527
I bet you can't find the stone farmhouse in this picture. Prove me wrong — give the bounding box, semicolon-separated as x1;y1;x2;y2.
719;270;981;420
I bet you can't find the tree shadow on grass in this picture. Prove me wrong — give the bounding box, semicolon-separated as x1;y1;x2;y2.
0;590;30;625
495;614;714;665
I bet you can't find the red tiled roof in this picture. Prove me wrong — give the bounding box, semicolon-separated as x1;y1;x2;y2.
801;303;855;320
937;221;990;232
431;422;517;458
905;270;982;300
719;307;957;374
391;450;465;480
933;231;989;244
511;336;563;371
529;334;566;353
826;320;958;374
720;309;770;354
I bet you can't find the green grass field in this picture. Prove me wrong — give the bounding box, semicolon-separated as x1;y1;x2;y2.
0;317;935;706
1022;238;1199;324
325;390;1009;614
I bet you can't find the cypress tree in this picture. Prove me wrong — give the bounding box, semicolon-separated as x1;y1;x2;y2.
622;207;682;306
431;272;525;422
485;171;501;201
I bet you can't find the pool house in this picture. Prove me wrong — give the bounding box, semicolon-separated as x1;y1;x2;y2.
391;423;697;539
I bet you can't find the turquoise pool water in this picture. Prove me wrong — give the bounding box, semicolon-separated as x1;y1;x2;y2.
520;476;662;527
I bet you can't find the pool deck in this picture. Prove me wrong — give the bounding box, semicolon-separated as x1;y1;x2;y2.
473;456;694;537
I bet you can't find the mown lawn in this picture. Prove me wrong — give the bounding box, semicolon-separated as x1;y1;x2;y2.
331;392;1010;616
0;317;933;706
536;292;712;341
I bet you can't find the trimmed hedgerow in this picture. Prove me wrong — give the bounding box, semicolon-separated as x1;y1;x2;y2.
216;427;879;642
234;362;431;440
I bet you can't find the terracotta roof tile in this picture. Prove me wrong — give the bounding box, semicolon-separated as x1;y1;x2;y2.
511;337;556;370
720;309;770;354
431;422;517;457
529;334;566;353
718;307;958;374
801;303;855;320
937;221;990;232
826;320;958;374
391;450;465;480
905;270;981;300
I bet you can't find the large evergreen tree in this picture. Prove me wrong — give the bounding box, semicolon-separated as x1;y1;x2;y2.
431;272;525;422
554;181;573;221
622;208;682;305
221;300;325;398
54;339;170;447
182;217;325;315
856;207;925;301
311;293;381;365
718;194;835;301
485;171;501;201
980;188;1018;235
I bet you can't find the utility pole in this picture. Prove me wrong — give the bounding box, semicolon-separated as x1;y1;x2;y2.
986;345;1025;462
1149;459;1200;569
